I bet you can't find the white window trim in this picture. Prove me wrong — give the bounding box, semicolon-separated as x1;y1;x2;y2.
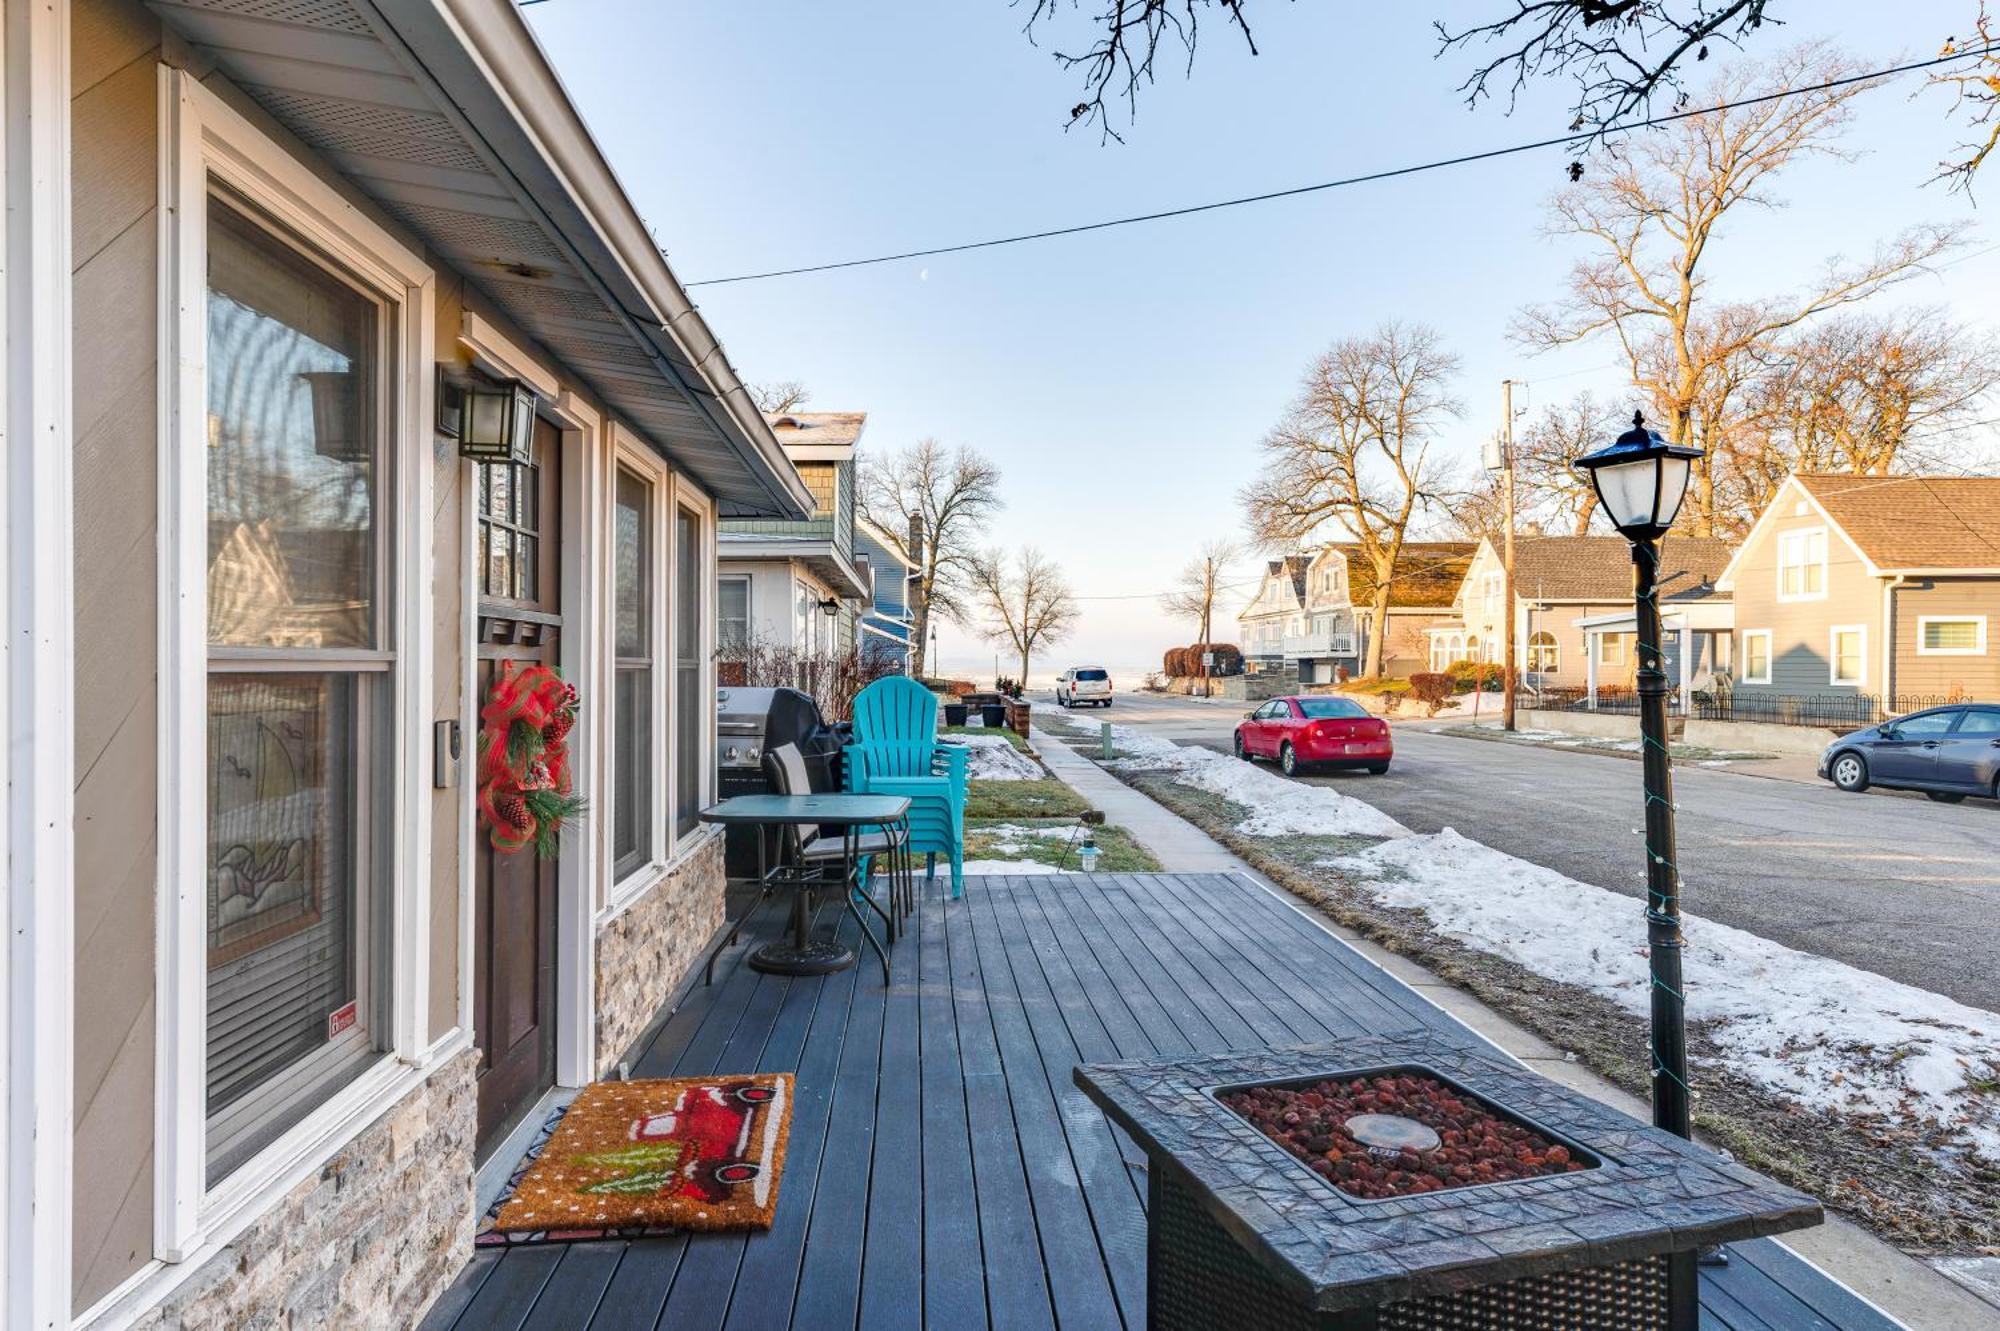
1740;630;1773;685
1828;624;1868;687
4;0;77;1318
1915;614;1987;657
603;432;672;921
1775;526;1828;603
671;476;718;850
155;68;437;1260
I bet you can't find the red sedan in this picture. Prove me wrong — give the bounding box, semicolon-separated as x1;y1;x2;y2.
1234;695;1392;777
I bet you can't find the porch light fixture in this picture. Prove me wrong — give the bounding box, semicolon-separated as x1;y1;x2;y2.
1573;411;1702;542
818;598;841;618
441;366;538;465
1573;410;1707;1155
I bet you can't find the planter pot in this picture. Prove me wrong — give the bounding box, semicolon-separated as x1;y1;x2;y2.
980;703;1007;728
943;703;969;727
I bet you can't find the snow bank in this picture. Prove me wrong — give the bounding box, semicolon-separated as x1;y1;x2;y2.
962;858;1076;876
1107;725;1409;839
1329;829;2000;1163
945;734;1044;782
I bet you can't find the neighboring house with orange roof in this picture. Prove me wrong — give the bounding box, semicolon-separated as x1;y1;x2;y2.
1293;542;1475;681
1716;474;2000;708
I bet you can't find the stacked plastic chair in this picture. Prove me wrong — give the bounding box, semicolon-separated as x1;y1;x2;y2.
843;676;969;899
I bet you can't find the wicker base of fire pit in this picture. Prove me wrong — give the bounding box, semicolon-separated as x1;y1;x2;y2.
1076;1034;1820;1331
1153;1173;1672;1330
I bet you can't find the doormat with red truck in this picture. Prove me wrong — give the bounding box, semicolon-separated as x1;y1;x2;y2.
479;1074;793;1245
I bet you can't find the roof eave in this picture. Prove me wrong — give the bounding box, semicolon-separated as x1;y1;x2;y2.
386;0;813;519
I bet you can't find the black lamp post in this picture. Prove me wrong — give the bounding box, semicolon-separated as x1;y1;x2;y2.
1576;412;1708;1319
1574;412;1703;1144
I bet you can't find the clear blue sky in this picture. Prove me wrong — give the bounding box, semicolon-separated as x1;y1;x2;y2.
526;1;1997;683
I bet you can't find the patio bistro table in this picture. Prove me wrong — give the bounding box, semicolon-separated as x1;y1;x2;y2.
698;793;911;979
1076;1032;1822;1331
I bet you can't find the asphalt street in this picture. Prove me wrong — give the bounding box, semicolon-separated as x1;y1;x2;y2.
1044;689;2000;1015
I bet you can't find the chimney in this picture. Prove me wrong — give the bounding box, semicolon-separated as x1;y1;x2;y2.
906;514;925;567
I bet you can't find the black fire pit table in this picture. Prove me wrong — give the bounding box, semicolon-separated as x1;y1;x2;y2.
1075;1032;1821;1331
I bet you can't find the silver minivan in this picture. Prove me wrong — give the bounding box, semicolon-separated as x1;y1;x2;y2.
1056;667;1114;708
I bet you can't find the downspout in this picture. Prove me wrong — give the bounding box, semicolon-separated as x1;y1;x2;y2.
1881;576;1907;715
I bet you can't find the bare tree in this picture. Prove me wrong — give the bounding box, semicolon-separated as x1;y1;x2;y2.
748;379;812;414
1437;1;1778;136
1518;391;1623;534
861;438;1004;678
970;547;1080;685
1018;4;1996;191
1730;309;2000;504
1931;5;2000;192
1158;539;1243;661
1516;44;1966;535
1241;322;1461;678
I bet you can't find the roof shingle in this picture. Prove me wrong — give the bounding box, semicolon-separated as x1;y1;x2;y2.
1793;474;2000;570
1333;542;1477;608
1508;535;1734;602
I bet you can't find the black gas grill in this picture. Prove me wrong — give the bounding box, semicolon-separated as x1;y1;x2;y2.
715;686;847;877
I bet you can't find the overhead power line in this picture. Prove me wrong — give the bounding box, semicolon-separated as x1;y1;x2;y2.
680;46;1997;288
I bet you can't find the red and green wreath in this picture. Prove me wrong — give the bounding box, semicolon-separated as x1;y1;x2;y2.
478;662;587;856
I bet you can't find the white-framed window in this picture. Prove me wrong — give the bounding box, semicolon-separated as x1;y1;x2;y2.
1527;631;1559;673
719;576;751;655
1776;527;1827;602
1829;624;1867;686
1916;615;1987;656
611;464;657;881
158;69;435;1251
1482;571;1502;613
1598;633;1630;668
674;499;711;837
1740;630;1773;685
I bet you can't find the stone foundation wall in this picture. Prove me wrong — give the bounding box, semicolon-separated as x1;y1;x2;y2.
595;830;726;1076
132;1048;478;1331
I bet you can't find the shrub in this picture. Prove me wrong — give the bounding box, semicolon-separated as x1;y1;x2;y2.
1408;672;1454;716
1444;660;1514;693
1188;642;1244;676
1163;646;1190;678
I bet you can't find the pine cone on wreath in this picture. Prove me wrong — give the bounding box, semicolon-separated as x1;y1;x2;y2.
543;711;574;745
495;792;534;833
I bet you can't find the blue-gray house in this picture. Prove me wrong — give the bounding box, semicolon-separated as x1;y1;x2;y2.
854;516;919;672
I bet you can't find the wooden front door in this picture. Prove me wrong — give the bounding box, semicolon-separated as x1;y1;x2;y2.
474;417;564;1156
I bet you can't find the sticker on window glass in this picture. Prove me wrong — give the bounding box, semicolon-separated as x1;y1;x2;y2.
327;1000;358;1040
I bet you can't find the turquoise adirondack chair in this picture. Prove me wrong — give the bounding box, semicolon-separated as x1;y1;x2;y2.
844;677;969;898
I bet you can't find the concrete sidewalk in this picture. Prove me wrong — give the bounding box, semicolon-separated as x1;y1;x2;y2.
1028;718;1997;1331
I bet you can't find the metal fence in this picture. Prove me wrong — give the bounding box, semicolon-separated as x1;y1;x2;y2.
1521;687;1963;728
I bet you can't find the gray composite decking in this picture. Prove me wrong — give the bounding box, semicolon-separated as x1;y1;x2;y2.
426;873;1896;1331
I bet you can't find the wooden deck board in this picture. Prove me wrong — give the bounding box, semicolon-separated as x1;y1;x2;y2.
428;873;1885;1331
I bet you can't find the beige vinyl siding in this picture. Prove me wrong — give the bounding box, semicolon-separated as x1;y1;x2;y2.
1530;601;1627;688
71;0;167;1305
1730;498;1881;698
1894;579;2000;700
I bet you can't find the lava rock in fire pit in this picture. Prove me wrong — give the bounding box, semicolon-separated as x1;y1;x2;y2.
1217;1071;1589;1200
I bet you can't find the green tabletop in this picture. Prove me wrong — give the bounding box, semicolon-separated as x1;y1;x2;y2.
698;793;910;826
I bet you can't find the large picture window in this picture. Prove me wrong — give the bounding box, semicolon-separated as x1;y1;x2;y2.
203;192;390;1181
613;467;654;879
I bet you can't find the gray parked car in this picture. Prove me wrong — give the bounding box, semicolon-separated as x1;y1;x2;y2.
1819;704;2000;803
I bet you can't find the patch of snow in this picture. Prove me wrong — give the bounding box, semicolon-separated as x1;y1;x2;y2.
1326;829;2000;1165
944;734;1044;782
1105;725;1409;839
973;822;1086;854
961;858;1076;876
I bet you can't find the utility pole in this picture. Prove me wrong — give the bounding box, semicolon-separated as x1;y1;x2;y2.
1501;381;1519;733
